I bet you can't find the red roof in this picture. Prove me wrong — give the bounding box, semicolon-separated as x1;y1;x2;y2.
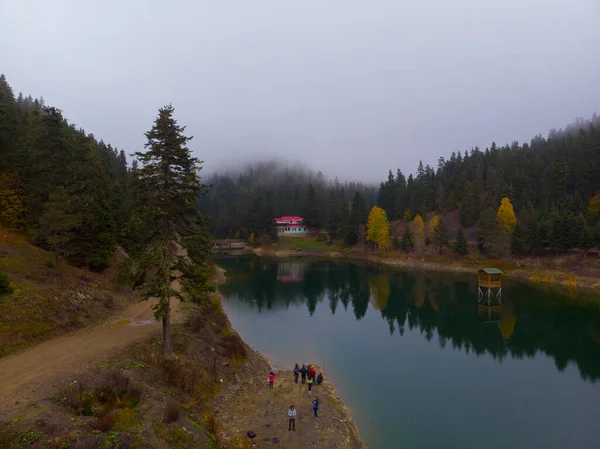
274;216;303;223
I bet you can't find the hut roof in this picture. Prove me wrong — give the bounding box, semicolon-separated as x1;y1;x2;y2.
479;268;503;274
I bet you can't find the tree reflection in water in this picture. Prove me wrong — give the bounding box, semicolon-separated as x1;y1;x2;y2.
220;257;600;381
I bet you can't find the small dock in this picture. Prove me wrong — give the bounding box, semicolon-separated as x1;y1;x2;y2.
213;239;247;250
212;239;249;257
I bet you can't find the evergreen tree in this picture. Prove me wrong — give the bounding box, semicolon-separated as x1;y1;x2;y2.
531;219;549;255
580;225;595;257
301;183;321;230
432;219;449;254
453;227;469;255
325;188;343;239
550;212;583;254
345;191;368;245
0;74;18;171
477;207;502;256
594;222;600;249
401;228;414;252
38;187;80;269
127;105;212;356
510;203;537;256
459;181;480;227
0;271;13;294
0;173;26;228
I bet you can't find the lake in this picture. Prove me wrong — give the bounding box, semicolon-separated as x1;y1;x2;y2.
218;257;600;449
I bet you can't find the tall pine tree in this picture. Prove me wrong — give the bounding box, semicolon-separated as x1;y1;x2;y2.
127;105;212;356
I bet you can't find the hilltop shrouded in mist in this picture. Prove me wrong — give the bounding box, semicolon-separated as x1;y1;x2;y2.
200;161;377;238
3;0;600;182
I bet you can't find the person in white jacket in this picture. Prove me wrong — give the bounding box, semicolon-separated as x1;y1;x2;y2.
288;405;296;431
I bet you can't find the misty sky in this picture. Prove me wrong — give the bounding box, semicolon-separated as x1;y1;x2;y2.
2;1;599;183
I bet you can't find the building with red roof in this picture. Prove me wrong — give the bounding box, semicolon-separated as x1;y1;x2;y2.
275;216;309;236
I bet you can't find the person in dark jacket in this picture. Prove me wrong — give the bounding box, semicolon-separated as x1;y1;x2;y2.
317;372;323;385
300;364;307;384
293;364;300;384
313;397;319;418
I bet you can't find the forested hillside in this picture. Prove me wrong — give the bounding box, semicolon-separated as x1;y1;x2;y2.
377;115;600;255
202;116;600;257
199;162;377;239
0;74;130;270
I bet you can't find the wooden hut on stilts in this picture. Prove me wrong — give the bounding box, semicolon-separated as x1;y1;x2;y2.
477;268;503;305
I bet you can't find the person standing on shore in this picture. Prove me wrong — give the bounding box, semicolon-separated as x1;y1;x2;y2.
293;364;300;384
268;372;275;389
288;405;296;431
300;364;307;384
307;373;314;393
313;397;319;418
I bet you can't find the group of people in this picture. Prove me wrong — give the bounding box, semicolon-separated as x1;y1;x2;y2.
266;364;324;432
288;397;319;431
293;363;323;392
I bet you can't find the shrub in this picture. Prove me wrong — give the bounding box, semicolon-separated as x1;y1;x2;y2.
0;271;14;294
316;233;327;242
95;412;116;432
44;259;55;268
164;397;180;423
219;334;247;360
231;434;253;449
168;427;192;445
203;412;217;438
113;408;139;430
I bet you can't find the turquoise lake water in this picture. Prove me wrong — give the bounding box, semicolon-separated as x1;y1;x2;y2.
218;257;600;449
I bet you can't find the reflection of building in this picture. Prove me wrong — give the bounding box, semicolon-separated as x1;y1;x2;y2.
275;216;309;236
276;262;307;282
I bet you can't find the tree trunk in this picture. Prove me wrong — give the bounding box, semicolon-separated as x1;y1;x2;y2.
162;309;172;356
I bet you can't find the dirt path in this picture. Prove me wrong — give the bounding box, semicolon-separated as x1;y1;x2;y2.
0;296;181;420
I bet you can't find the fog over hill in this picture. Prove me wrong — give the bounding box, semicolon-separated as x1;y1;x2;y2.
3;1;599;183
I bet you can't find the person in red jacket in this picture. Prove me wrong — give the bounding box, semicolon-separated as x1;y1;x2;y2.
268;372;275;389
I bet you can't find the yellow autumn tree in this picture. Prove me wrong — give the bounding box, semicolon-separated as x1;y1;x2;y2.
366;206;390;249
412;214;425;247
496;197;517;235
369;274;390;311
248;232;255;245
588;193;600;221
427;215;439;239
499;302;516;340
403;209;413;222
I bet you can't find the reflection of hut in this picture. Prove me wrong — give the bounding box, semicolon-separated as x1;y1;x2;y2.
276;262;307;282
478;268;502;304
478;304;502;322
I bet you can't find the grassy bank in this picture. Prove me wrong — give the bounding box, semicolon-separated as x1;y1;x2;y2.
0;294;363;449
0;228;138;357
0;233;364;449
254;237;600;294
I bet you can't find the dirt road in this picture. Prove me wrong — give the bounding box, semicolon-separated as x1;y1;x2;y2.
0;297;180;420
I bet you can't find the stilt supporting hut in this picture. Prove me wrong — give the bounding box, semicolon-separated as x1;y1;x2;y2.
478;268;503;304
